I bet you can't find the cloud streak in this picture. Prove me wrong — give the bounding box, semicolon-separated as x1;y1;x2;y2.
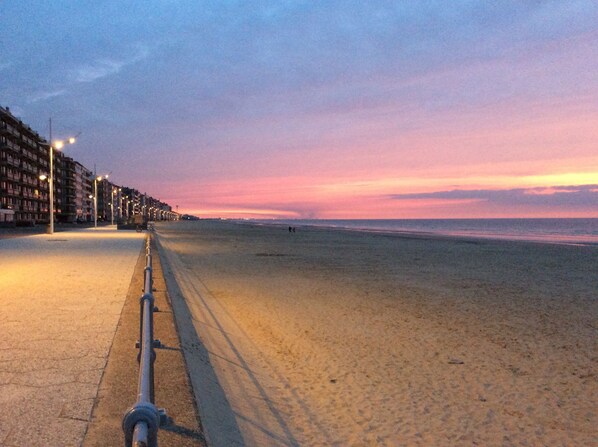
388;185;598;208
71;59;126;83
27;89;67;103
69;46;149;83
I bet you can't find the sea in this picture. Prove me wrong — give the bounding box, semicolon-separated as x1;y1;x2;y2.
249;218;598;246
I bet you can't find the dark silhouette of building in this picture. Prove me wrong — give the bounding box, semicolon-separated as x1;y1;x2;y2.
1;105;50;225
1;104;180;226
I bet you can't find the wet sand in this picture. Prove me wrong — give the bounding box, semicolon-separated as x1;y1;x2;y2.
155;220;597;446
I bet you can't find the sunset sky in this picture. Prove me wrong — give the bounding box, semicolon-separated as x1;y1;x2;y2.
1;1;597;218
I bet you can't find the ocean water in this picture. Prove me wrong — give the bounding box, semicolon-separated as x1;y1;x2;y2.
251;218;598;245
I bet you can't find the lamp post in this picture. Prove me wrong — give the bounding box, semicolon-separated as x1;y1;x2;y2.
111;187;116;226
118;188;123;220
47;119;77;234
93;177;98;228
88;194;94;224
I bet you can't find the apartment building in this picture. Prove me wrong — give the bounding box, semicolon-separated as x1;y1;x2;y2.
0;106;96;225
2;105;180;226
60;156;92;223
0;106;50;225
96;179;117;223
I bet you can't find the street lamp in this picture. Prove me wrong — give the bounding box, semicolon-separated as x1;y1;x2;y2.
89;194;94;224
47;119;78;234
111;187;117;226
117;188;123;220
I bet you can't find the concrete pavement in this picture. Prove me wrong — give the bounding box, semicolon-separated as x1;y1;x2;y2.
0;227;144;446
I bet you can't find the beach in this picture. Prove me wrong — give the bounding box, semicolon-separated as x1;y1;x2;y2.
155;220;597;446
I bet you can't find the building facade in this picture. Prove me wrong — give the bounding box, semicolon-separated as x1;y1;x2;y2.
60;157;92;223
2;105;180;226
0;106;50;225
97;179;117;223
74;161;92;222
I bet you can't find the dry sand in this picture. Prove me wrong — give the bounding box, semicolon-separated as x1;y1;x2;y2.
155;220;597;447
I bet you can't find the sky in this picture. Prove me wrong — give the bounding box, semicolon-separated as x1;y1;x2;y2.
1;1;597;219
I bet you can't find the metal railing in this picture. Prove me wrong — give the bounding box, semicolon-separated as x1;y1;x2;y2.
123;235;167;447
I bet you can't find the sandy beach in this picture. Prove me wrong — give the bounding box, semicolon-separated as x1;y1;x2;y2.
156;220;597;446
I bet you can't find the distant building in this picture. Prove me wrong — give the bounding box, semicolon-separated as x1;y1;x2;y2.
97;179;118;223
53;150;65;222
60;156;76;223
2;104;180;226
74;160;92;222
0;105;50;225
60;157;92;222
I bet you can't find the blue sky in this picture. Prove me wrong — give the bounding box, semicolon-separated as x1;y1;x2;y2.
2;1;597;217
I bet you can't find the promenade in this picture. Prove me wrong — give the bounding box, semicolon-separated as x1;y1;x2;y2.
0;227;144;446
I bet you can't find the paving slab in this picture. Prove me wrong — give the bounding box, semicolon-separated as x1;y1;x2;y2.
0;227;145;447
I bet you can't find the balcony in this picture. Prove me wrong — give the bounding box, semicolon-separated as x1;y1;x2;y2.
2;126;20;138
21;164;37;174
21;150;38;163
0;157;20;168
0;141;20;154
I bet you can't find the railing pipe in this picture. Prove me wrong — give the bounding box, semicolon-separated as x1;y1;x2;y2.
133;422;148;447
139;296;155;403
123;234;165;447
